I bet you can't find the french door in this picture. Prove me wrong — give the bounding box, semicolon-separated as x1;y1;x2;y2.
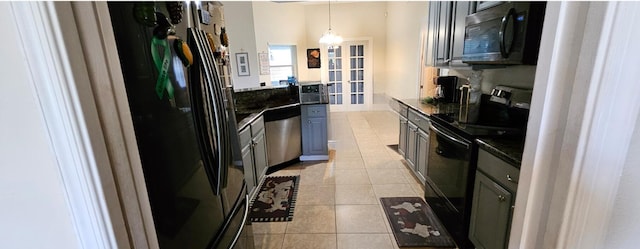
326;40;372;111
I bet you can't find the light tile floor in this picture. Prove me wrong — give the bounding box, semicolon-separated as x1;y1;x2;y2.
252;111;429;249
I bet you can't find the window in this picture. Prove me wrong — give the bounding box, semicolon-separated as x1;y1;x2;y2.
269;45;297;85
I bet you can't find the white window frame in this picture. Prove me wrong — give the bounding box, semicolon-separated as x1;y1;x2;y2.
268;44;298;85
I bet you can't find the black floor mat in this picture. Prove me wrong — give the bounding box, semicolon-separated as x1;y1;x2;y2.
381;197;456;248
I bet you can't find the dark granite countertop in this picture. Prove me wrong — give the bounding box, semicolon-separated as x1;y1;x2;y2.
392;98;460;117
236;111;264;131
234;85;300;131
476;137;524;168
236;103;301;131
391;97;524;168
234;84;291;93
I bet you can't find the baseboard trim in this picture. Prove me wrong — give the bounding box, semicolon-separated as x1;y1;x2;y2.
299;155;330;161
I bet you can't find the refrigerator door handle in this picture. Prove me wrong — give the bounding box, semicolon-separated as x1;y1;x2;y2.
229;195;250;249
197;30;230;188
188;27;226;195
192;29;231;192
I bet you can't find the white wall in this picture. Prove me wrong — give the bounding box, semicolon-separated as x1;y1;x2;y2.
304;2;388;95
384;1;429;100
252;1;308;83
224;2;260;89
0;3;80;248
226;1;425;100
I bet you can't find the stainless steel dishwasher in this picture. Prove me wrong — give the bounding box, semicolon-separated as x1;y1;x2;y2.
263;104;301;168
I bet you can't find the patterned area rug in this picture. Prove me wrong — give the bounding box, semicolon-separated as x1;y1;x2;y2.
381;197;456;248
250;175;299;222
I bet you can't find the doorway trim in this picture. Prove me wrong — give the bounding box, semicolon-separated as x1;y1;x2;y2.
512;2;640;248
322;37;374;112
9;2;130;248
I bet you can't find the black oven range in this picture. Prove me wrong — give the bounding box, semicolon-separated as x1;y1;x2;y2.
424;96;528;249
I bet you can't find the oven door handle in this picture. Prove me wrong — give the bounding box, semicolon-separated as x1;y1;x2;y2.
429;124;470;149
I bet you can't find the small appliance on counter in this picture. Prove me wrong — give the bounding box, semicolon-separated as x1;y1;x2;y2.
435;76;461;103
459;84;478;123
299;81;329;104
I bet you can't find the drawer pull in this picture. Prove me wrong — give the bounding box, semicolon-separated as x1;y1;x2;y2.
507;174;518;184
497;195;506;202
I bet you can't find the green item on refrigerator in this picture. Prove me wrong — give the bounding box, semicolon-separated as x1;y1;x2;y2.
150;37;174;99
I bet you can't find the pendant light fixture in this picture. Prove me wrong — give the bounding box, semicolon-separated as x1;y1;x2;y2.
319;0;342;48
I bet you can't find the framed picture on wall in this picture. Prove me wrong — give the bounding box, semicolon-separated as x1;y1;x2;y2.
236;52;250;76
307;48;321;68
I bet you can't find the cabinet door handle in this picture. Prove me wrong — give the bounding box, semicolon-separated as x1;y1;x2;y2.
506;174;518;184
497;195;506;202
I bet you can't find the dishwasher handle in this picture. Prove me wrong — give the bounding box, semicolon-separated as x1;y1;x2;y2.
429;123;470;149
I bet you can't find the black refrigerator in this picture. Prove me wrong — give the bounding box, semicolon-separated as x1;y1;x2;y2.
108;2;253;249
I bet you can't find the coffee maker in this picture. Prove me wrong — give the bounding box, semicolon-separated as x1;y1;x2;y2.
435;76;460;103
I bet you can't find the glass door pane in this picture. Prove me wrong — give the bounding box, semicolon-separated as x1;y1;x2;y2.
326;41;369;111
349;45;365;105
328;47;343;105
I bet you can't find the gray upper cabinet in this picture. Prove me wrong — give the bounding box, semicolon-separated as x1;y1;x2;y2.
435;1;453;67
426;1;476;68
301;104;329;158
425;2;440;66
450;1;477;66
469;148;520;249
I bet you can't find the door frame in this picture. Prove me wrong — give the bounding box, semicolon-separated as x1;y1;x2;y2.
321;37;374;112
8;2;134;248
8;1;160;248
512;2;640;248
12;1;640;249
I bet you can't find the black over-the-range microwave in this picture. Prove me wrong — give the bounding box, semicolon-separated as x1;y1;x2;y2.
462;2;546;65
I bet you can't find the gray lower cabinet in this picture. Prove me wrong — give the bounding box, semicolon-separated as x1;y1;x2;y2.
240;116;269;197
406;121;418;168
239;127;255;195
398;103;409;157
301;104;329;159
397;102;430;185
398;115;408;157
415;128;429;184
252;122;268;183
469;148;520;249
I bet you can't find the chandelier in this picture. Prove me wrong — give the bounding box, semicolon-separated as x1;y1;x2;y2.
319;0;342;48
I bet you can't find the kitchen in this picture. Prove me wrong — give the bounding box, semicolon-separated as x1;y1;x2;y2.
2;1;640;249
